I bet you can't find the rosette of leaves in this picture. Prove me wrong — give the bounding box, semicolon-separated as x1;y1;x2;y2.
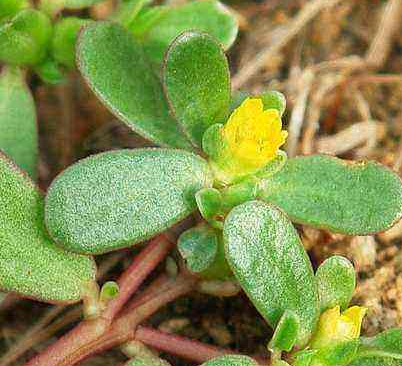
41;23;402;364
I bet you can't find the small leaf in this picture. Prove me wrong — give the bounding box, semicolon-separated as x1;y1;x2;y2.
45;149;212;254
268;310;300;352
0;9;52;66
313;340;360;366
178;223;232;280
131;0;238;67
0;152;96;303
262;155;402;235
112;0;153;27
195;188;223;221
0;66;37;179
200;355;260;366
77;21;192;150
35;58;65;84
52;17;91;69
0;0;29;22
316;255;356;312
163;30;230;146
125;357;171;366
224;200;319;347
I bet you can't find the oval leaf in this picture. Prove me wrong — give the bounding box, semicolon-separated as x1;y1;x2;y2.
163;31;230;146
131;0;238;67
224;200;319;347
0;9;52;66
359;328;402;360
0;66;37;179
316;255;356;312
262;155;402;235
0;152;96;303
201;355;259;366
45;149;212;254
77;21;192;150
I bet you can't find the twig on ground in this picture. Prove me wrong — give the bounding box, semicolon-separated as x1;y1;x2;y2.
286;69;314;157
365;0;402;69
231;0;342;90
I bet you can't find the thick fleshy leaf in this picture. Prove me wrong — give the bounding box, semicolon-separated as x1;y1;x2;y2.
77;21;192;150
0;0;29;22
200;355;259;366
316;255;356;312
131;0;238;67
358;329;402;360
313;340;360;366
45;149;212;254
51;17;91;69
0;67;37;179
224;200;319;347
0;152;96;303
163;31;230;146
268;310;300;352
178;223;232;280
261;155;402;235
0;9;52;66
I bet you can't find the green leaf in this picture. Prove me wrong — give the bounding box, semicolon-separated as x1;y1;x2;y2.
312;340;360;366
268;310;300;352
163;30;230;147
230;90;286;116
35;58;65;84
359;328;402;360
125;356;171;366
0;9;52;66
112;0;153;27
45;149;212;254
40;0;106;14
178;223;232;280
0;66;37;179
52;17;91;69
0;0;29;22
77;21;192;150
0;152;96;303
195;187;223;221
261;155;402;235
200;355;259;366
224;200;319;347
316;255;356;312
131;0;238;67
348;358;402;366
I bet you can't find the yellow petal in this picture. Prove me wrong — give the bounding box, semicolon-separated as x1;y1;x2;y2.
342;306;367;338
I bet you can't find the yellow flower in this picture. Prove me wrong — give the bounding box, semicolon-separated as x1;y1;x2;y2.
310;306;367;349
222;97;287;172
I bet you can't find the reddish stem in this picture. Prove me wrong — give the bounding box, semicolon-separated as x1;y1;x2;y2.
103;235;173;321
46;275;196;366
24;236;174;366
135;326;268;365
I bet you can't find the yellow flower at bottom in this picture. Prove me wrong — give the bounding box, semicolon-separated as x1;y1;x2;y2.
310;305;367;349
222;98;288;171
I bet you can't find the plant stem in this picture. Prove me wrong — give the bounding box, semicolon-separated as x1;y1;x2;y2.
134;326;268;365
102;235;174;322
24;235;174;366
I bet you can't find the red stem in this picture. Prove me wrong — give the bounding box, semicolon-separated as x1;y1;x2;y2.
103;235;173;321
24;236;174;366
135;327;268;365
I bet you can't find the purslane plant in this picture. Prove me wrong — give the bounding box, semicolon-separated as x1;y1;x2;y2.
1;19;402;366
0;0;237;179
